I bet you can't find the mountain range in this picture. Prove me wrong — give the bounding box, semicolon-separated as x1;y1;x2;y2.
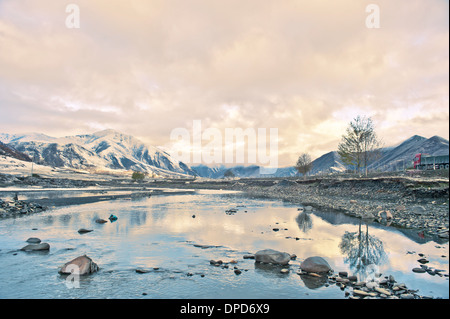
0;129;195;178
0;130;448;179
191;135;449;178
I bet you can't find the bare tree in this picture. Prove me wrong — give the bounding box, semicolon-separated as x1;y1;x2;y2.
295;153;313;178
337;116;382;175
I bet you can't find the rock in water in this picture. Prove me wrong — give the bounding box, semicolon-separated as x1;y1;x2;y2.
59;255;99;275
26;237;41;244
21;243;50;251
254;249;291;265
95;219;108;224
300;256;332;273
78;228;93;234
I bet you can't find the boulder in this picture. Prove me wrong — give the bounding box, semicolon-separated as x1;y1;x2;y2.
254;249;291;265
21;243;50;251
58;255;99;275
411;206;426;215
300;256;332;273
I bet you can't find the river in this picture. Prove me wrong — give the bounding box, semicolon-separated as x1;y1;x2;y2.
0;189;448;299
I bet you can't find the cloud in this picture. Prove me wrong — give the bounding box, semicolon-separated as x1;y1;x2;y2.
0;0;448;167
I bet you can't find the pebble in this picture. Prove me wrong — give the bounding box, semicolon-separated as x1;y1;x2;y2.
366;282;378;290
26;237;41;244
375;287;391;296
78;228;93;234
353;289;377;297
412;268;426;273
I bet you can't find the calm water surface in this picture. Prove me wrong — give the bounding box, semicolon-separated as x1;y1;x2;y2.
0;189;448;299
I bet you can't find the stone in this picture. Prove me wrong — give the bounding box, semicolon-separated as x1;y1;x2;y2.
366;281;378;290
254;249;291;265
135;268;151;274
336;277;349;283
400;293;414;299
353;289;377;297
338;271;348;277
412;267;426;273
26;237;41;244
375;287;391;296
95;219;108;224
243;254;255;259
21;243;50;251
307;272;321;277
59;255;99;275
300;256;332;273
234;269;242;275
417;258;429;264
78;228;93;234
280;269;289;274
411;206;426;215
210;260;223;266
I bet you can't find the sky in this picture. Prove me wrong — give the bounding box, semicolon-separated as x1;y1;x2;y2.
0;0;448;167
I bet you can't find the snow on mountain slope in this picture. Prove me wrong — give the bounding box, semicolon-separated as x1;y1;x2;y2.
0;129;196;177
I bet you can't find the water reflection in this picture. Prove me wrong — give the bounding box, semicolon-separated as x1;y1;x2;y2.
339;219;387;280
296;211;313;233
299;274;328;289
0;191;448;299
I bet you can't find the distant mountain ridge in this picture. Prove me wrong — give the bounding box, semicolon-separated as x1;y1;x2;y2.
0;129;196;177
192;135;449;178
1;131;448;179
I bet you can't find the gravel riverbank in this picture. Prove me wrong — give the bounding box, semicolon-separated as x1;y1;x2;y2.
231;177;449;240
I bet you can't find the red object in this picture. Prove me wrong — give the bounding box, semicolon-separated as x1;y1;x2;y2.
413;153;422;169
418;231;424;238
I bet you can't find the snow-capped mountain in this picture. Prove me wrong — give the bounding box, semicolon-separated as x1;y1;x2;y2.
0;129;196;177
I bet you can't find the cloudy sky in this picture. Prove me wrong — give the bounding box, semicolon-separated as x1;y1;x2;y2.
0;0;448;167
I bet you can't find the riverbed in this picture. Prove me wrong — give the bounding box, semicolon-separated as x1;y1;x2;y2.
0;189;448;299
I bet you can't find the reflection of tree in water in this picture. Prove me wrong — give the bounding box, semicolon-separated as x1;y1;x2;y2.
296;211;313;233
339;220;387;280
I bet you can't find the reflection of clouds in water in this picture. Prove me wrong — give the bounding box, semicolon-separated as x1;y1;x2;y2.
1;191;447;298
